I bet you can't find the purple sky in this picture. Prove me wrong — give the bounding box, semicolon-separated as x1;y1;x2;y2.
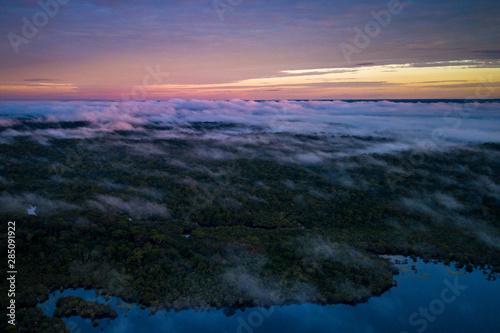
0;0;499;99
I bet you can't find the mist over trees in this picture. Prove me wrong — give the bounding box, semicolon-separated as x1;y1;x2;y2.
0;100;499;331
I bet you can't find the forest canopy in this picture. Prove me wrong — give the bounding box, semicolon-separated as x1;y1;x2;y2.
0;100;499;331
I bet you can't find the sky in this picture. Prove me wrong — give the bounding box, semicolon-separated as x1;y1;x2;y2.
0;0;499;100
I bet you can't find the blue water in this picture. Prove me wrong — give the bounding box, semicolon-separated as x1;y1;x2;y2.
38;256;500;333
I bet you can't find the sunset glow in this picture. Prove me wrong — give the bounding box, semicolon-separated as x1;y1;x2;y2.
1;0;498;100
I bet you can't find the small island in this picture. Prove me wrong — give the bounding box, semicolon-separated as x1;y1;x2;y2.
54;296;118;324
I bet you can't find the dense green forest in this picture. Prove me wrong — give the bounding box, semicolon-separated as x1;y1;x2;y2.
0;128;499;331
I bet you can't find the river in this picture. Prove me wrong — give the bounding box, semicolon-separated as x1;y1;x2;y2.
38;256;500;333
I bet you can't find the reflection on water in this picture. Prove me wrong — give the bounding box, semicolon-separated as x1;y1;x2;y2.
38;256;500;333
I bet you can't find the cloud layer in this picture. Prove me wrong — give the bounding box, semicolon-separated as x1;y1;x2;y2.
1;100;499;149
